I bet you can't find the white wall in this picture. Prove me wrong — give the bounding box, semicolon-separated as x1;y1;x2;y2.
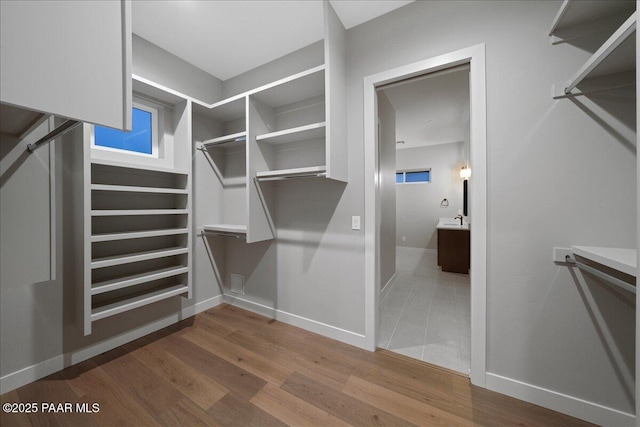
349;0;636;422
396;142;465;249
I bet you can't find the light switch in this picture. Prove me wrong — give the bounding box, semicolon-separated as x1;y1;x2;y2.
352;216;361;230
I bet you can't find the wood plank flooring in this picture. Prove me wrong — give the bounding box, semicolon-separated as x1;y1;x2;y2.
1;304;596;426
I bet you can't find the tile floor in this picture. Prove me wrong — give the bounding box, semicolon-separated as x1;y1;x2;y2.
378;246;470;374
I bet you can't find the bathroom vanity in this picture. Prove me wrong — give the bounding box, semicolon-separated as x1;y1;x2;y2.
437;218;470;274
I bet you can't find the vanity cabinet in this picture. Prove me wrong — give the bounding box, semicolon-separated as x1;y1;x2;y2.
437;229;470;274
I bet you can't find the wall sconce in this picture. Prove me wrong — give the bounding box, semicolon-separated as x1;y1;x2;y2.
460;166;471;180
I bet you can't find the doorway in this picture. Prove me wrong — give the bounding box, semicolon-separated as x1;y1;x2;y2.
363;45;487;387
377;65;471;373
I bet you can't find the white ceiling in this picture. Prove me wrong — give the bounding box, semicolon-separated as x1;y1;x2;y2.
132;0;413;81
381;67;470;150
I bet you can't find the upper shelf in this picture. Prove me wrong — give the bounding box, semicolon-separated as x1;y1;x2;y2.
562;11;636;95
549;0;636;36
257;122;326;145
251;66;325;109
132;76;189;106
572;246;637;277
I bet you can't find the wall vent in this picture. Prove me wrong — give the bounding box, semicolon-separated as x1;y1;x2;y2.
230;274;245;294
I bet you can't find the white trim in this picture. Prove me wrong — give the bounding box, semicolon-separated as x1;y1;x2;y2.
363;44;487;388
486;373;636;427
223;295;367;349
0;295;223;394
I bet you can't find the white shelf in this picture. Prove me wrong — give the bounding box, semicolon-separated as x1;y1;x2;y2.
202;224;247;234
202;131;247;148
257;122;326;145
132;75;189;106
256;165;326;179
91;228;189;243
91;158;189;176
563;11;636;94
92;266;189;295
549;0;636;36
91;209;189;217
91;247;189;269
572;246;637;277
91;284;189;321
91;184;188;194
251;65;325;109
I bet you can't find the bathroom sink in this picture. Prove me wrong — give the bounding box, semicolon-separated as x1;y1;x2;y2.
437;218;470;230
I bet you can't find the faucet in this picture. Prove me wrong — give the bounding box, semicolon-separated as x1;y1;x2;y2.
454;214;464;225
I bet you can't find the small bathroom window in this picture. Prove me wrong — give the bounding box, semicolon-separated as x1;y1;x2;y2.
396;169;430;184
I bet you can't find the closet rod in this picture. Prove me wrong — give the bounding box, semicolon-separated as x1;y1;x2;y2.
254;172;326;182
199;231;246;240
199;136;246;151
27;120;81;153
566;255;636;294
553;83;635;99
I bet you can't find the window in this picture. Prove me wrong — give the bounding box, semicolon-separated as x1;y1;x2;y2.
396;169;430;184
93;101;159;157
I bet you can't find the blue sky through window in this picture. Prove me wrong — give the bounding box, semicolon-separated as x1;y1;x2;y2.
95;108;152;154
405;170;430;183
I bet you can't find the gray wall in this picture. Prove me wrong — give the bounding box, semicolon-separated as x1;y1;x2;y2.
378;92;396;290
133;34;223;104
348;0;635;416
396;142;465;249
1;1;636;421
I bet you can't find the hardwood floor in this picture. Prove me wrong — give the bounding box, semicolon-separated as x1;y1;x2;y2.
1;304;596;426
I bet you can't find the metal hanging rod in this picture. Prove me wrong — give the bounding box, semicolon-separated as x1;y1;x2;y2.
199;135;246;151
254;172;326;183
27;119;81;153
199;230;246;240
565;255;636;294
554;83;635;99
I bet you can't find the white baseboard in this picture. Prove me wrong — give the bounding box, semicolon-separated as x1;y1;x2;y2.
380;272;396;301
486;372;635;427
223;294;367;349
0;295;223;395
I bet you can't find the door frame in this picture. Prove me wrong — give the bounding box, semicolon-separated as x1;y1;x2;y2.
363;44;487;386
